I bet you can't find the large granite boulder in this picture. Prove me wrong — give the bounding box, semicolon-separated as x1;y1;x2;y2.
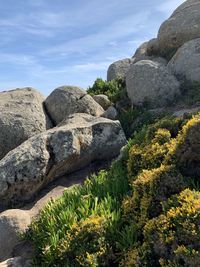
92;94;111;109
157;0;200;57
0;257;31;267
0;88;52;160
0;113;126;205
132;41;167;65
0;209;31;261
132;41;148;59
146;38;160;57
102;106;118;120
107;59;132;81
168;38;200;82
126;60;180;108
45;86;104;125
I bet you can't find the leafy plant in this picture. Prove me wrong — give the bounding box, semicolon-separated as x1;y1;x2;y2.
87;78;126;103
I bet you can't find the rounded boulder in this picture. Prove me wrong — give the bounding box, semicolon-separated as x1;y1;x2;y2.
168;38;200;82
126;60;180;108
0;209;31;261
0;87;52;160
157;0;200;57
45;86;104;125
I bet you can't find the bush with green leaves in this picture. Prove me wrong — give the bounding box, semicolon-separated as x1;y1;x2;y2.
87;78;126;103
26;112;200;267
26;157;130;266
143;189;200;267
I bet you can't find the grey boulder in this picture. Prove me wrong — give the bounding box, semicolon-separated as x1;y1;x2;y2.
0;113;126;205
92;94;111;109
107;59;132;81
102;106;118;120
126;60;180;108
168;38;200;82
0;88;52;160
0;209;31;261
132;41;167;65
45;86;104;125
157;0;200;56
0;257;31;267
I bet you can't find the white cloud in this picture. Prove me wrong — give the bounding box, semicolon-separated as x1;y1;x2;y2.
42;11;151;56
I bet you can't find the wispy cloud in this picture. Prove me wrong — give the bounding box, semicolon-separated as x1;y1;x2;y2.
42;11;151;56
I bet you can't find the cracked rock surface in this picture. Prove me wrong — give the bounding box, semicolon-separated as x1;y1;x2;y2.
44;86;104;125
0;113;126;206
0;87;52;160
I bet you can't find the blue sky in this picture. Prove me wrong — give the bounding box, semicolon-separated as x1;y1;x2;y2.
0;0;185;96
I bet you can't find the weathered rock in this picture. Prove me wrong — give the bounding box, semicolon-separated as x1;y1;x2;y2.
173;106;200;118
107;59;132;81
146;38;160;57
168;38;200;82
0;88;52;160
132;42;148;59
45;86;104;125
126;60;180;108
132;41;167;65
0;257;32;267
157;0;200;57
0;257;22;267
0;113;126;205
92;94;111;109
0;257;31;267
0;210;31;261
102;106;118;120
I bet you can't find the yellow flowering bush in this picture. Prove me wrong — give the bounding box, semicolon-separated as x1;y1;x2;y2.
128;128;172;178
166;114;200;179
141;189;200;266
54;216;112;267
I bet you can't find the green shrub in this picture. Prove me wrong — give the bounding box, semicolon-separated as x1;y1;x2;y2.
146;116;188;140
122;165;186;232
142;189;200;267
165;114;200;179
53;216;112;267
87;78;126;103
118;108;160;138
131;166;186;226
26;156;130;266
26;112;200;267
127;129;171;178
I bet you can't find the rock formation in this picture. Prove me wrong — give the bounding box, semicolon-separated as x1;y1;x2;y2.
0;87;52;160
0;113;126;206
126;60;180;108
45;86;104;125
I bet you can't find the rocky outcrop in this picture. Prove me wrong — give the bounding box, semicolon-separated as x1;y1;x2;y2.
168;38;200;82
132;41;167;65
146;38;160;57
0;88;52;160
45;86;104;125
0;113;126;206
92;94;111;109
132;42;148;59
102;106;118;120
107;59;132;81
0;210;31;261
0;257;21;267
126;60;180;108
156;0;200;57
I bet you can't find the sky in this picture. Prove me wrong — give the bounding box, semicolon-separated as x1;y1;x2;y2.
0;0;185;96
